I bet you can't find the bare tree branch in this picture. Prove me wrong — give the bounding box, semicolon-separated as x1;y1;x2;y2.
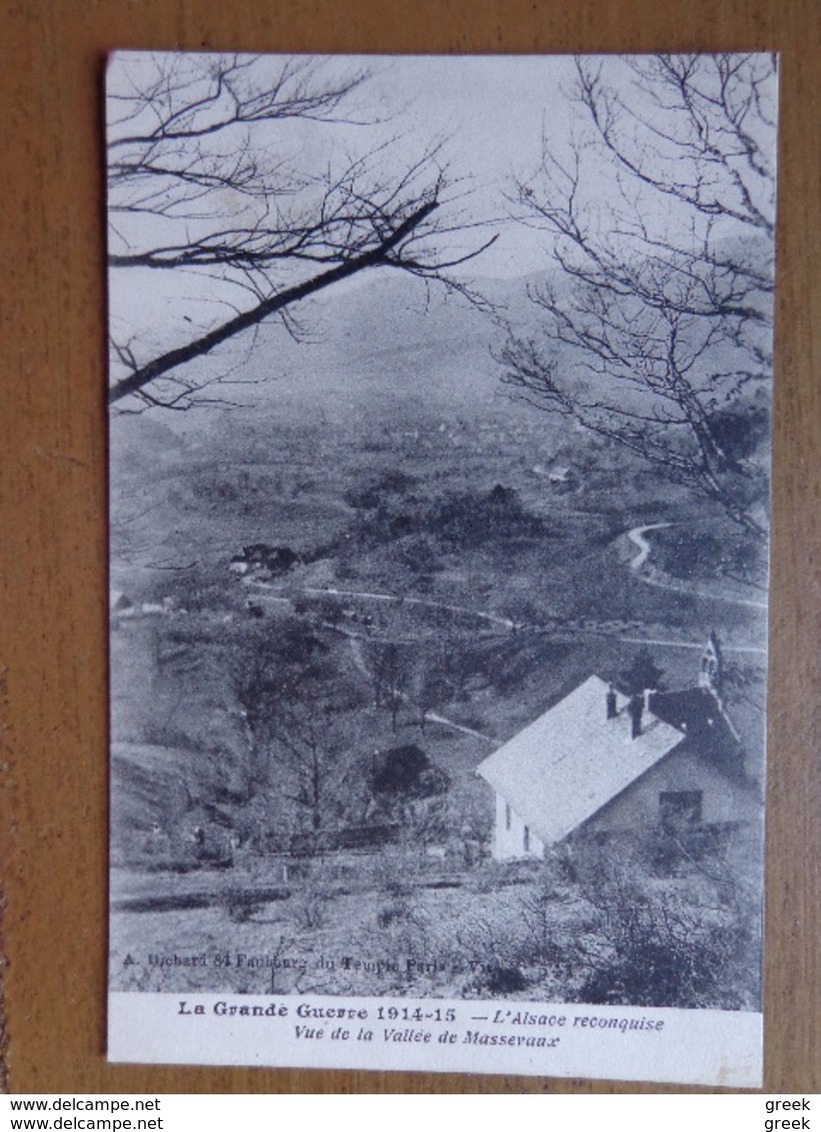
109;199;438;404
502;54;776;534
107;52;492;409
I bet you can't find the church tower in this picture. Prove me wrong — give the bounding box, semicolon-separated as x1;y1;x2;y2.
698;631;723;702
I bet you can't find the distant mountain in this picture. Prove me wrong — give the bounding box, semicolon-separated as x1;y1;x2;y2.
112;228;771;443
229;269;518;424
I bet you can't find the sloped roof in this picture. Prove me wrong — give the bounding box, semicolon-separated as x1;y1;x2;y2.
651;686;732;740
476;675;683;845
650;686;746;780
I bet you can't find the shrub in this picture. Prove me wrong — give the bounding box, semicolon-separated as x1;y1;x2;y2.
481;965;529;994
377;898;411;929
568;836;761;1010
291;883;331;930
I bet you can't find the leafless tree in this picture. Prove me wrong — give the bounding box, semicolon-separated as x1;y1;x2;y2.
501;55;777;534
367;642;407;732
266;684;342;833
107;52;496;410
230;624;355;832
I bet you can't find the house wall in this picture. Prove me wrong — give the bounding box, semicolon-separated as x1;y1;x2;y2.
489;742;761;859
492;792;545;861
580;744;761;836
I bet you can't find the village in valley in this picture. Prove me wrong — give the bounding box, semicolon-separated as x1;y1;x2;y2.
107;53;774;1014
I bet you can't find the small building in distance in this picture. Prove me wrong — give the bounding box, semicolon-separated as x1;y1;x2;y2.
476;644;759;861
109;589;133;615
547;464;575;488
230;543;301;579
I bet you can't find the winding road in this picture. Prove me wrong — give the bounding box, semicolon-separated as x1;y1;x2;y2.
302;586;516;630
626;522;767;612
242;518;767;663
627;522;673;571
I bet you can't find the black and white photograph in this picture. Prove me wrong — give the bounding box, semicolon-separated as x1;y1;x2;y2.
106;51;777;1084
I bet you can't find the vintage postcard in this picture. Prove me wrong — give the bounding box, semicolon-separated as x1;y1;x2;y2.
106;52;777;1086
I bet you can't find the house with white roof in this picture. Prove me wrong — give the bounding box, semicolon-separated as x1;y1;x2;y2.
477;650;760;860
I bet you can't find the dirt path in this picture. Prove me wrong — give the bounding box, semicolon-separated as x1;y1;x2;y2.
244;520;767;667
304;586;516;630
248;580;515;629
574;629;767;657
421;712;495;743
627;521;673;570
249;577;765;658
625;522;767;611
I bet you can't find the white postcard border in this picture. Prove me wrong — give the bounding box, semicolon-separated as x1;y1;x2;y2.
109;992;762;1087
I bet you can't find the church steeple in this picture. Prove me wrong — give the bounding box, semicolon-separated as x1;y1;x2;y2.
698;631;723;701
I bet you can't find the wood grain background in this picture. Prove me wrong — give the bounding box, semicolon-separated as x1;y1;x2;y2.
1;0;819;1094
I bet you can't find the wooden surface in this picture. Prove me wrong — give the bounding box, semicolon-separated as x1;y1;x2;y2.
1;0;819;1094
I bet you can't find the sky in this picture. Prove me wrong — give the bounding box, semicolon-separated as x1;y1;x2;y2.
106;52;778;392
107;52;576;316
342;55;578;278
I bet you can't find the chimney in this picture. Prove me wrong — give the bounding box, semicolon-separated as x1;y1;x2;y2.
606;684;618;720
628;692;643;739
